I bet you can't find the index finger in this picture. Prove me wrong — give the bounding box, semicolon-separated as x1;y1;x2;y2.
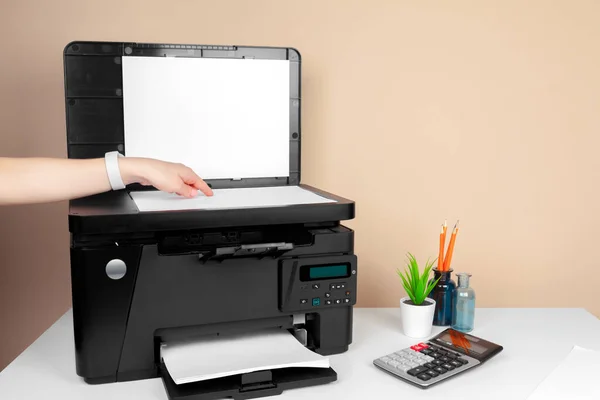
180;168;213;196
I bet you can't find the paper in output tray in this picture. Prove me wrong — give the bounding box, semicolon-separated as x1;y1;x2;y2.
161;328;330;385
130;185;336;212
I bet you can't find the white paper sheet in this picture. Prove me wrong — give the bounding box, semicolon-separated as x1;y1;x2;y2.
129;185;336;212
527;345;600;399
122;56;290;180
161;328;330;384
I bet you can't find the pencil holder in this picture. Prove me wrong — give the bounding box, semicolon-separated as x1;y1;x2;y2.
428;269;456;326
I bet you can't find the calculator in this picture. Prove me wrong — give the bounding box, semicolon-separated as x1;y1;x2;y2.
373;328;503;389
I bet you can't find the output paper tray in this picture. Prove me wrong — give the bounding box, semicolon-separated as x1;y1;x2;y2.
68;184;354;235
159;364;337;400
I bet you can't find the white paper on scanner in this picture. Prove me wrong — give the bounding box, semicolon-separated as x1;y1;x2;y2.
526;345;600;399
161;328;330;385
129;185;336;212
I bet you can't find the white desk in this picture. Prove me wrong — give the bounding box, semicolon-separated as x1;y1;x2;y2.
1;308;598;399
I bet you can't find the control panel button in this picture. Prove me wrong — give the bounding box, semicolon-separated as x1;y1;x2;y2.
300;299;308;304
344;298;351;303
335;299;341;304
330;283;349;291
312;283;320;289
325;300;332;305
325;292;331;298
312;298;321;306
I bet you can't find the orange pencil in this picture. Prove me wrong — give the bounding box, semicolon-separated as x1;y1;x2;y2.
438;221;447;270
443;221;459;271
442;220;447;269
438;225;444;270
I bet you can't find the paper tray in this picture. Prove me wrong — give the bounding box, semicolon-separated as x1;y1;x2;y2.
159;364;337;400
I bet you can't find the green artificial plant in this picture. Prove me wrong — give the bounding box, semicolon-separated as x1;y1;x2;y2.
396;253;440;305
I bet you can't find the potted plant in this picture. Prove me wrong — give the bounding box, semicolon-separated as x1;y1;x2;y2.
396;253;440;338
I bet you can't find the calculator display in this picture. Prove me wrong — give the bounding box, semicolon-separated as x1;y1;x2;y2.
433;329;502;361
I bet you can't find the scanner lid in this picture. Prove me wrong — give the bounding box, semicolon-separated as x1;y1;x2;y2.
64;41;302;188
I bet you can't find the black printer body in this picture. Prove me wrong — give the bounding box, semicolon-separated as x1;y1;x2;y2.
64;41;357;400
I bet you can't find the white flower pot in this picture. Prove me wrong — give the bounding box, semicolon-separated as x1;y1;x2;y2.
400;297;436;339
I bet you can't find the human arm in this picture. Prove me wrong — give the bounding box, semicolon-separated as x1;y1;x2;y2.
0;156;213;206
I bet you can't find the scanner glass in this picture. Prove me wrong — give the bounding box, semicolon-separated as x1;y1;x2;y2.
129;185;336;212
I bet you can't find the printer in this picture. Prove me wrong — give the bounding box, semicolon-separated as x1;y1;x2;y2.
63;41;357;400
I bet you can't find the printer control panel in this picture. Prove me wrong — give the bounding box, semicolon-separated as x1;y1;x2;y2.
298;281;353;307
279;255;358;313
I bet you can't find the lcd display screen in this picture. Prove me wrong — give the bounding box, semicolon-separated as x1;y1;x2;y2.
300;264;350;281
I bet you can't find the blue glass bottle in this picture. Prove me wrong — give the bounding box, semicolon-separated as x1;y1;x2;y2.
452;273;475;332
428;269;456;326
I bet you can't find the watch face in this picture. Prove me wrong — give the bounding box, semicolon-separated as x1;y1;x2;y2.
434;329;503;361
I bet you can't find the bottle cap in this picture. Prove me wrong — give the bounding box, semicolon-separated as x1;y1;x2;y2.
456;272;472;288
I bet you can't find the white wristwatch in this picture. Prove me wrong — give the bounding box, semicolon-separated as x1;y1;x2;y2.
104;151;126;190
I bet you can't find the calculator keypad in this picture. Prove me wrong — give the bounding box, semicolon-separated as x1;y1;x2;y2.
373;342;480;388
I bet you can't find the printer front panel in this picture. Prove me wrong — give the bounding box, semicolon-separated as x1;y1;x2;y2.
69;244;143;383
70;225;356;384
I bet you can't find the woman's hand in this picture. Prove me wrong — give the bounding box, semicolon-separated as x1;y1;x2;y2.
120;158;213;198
0;156;213;206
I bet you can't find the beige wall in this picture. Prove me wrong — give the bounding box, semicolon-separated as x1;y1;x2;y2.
1;0;599;371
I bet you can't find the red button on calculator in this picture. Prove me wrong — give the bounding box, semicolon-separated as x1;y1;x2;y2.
410;343;429;351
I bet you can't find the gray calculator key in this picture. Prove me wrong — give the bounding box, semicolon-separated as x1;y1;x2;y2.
398;364;412;372
380;356;391;363
389;360;400;368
